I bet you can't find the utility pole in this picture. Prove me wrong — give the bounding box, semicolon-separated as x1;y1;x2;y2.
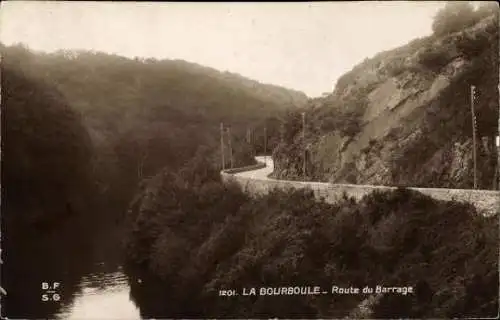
227;126;233;169
302;112;306;181
280;122;285;144
497;46;500;191
248;127;253;158
246;127;253;160
246;127;251;144
264;126;267;163
471;85;477;189
220;122;225;170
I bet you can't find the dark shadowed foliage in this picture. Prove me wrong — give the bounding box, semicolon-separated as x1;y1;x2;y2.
125;162;498;319
1;65;97;318
1;45;307;213
1;65;93;233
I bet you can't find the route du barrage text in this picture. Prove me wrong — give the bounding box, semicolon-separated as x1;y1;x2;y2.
219;285;413;297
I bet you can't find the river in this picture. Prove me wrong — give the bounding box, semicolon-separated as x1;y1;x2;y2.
1;206;152;319
55;264;140;320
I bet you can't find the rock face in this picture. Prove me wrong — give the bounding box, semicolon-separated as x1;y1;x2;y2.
274;14;499;190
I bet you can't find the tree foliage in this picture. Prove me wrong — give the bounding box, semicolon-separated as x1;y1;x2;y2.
1;44;306;211
125;177;498;318
2;65;93;230
417;46;452;72
431;2;478;36
431;1;498;37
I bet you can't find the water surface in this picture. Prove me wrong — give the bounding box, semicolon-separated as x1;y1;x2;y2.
56;264;140;320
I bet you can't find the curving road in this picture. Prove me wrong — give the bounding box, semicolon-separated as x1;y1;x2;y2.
225;156;500;217
233;155;274;180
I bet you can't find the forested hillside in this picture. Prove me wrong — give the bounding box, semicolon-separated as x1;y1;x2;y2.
124;153;498;319
1;42;307;317
272;2;499;190
1;44;307;211
1;64;100;318
2;3;498;318
1;65;93;232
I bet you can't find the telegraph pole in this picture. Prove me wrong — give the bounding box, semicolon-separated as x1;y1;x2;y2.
497;45;500;190
471;85;477;189
220;122;225;170
302;112;306;181
264;126;267;163
246;127;251;144
227;126;233;169
249;127;254;158
246;127;252;160
280;122;285;144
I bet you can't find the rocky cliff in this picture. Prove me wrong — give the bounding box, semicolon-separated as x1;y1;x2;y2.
273;12;499;190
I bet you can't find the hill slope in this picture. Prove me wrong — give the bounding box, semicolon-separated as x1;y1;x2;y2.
272;10;499;190
1;65;99;318
1;65;93;230
0;43;307;318
124;157;498;319
3;46;307;137
1;45;308;209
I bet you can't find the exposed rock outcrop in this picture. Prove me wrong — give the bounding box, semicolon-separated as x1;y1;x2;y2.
274;14;499;190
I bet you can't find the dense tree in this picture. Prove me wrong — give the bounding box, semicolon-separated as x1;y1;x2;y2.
0;65;98;319
0;43;306;318
125;170;498;318
1;44;307;213
1;65;93;230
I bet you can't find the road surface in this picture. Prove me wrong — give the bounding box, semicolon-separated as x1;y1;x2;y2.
234;156;274;180
225;155;499;216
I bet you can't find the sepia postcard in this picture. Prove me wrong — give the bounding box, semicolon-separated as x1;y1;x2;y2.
0;1;499;319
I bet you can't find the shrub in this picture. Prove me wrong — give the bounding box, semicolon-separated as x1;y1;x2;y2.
417;46;450;72
125;177;498;319
456;30;493;59
319;98;366;137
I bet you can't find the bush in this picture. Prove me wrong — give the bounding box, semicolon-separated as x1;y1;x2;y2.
317;97;366;138
282;111;303;144
417;46;450;72
456;29;493;59
125;174;498;319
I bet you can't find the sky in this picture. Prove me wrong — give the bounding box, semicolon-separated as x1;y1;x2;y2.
0;1;448;97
